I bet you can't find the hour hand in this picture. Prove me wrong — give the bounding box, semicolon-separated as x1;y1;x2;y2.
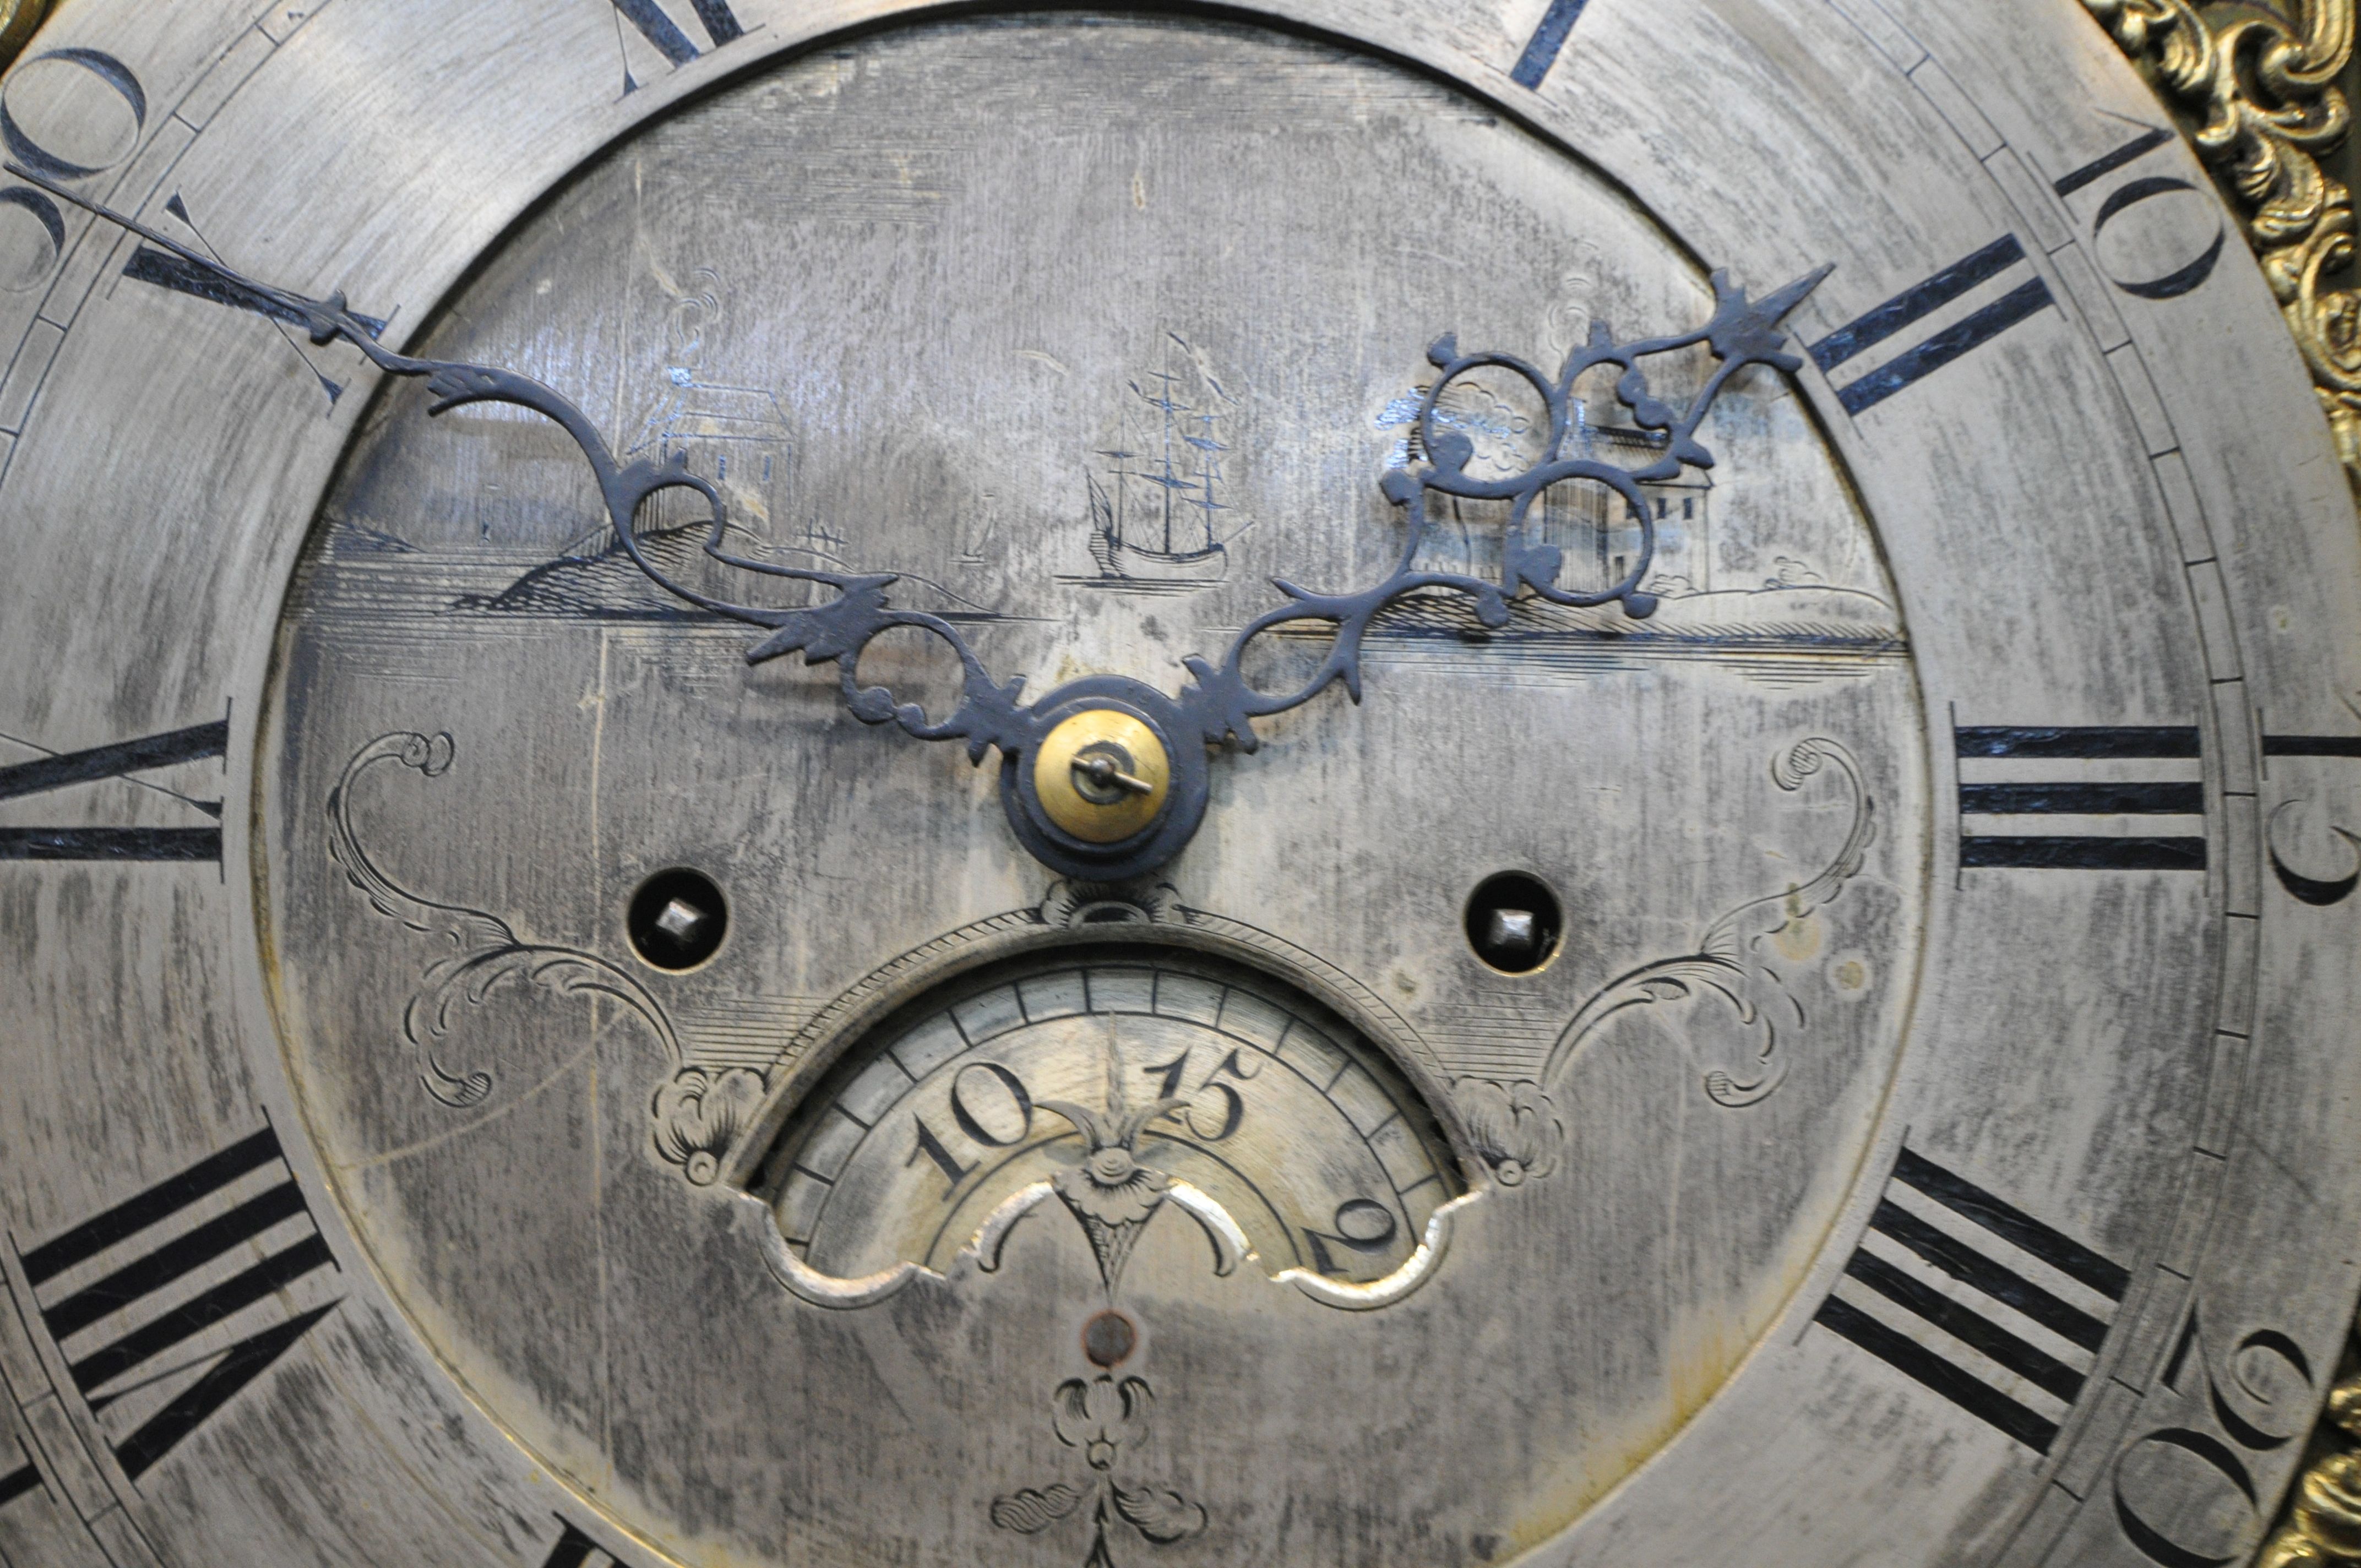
4;163;389;355
30;150;1817;884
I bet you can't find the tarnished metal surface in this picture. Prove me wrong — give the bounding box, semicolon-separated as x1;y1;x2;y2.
0;1;2352;1565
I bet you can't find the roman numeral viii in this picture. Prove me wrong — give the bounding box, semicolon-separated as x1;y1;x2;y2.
1955;722;2206;871
13;1127;338;1482
1808;235;2056;415
0;717;226;862
1814;1147;2129;1453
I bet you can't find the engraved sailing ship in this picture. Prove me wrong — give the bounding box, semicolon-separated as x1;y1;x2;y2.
1064;342;1248;596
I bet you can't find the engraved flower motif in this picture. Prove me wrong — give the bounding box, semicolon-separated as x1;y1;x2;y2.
995;1375;1206;1562
651;1065;768;1186
1052;1375;1152;1472
1056;1146;1167;1228
1040;1098;1184;1228
1454;1078;1561;1186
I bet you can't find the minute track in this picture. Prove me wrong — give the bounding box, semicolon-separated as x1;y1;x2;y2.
18;1;2346;1561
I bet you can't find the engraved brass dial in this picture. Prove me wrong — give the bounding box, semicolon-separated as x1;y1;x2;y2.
5;0;2360;1565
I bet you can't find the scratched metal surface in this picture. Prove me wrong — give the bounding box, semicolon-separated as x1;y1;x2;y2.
0;1;2349;1566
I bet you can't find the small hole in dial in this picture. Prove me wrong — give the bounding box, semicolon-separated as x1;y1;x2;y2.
1082;1310;1138;1368
1464;871;1562;974
627;867;729;971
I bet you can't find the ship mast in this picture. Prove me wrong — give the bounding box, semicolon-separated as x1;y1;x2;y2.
1143;369;1187;555
1185;407;1226;551
1096;448;1134;546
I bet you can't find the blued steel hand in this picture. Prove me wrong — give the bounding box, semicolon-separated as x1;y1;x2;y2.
19;160;1826;879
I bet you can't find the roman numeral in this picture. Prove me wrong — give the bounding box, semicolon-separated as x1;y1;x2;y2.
0;718;226;862
2264;733;2361;759
0;1438;41;1510
15;1128;339;1482
1509;0;1593;89
1807;235;2056;415
2052;126;2176;199
542;1516;634;1567
1814;1147;2129;1453
2051;127;2227;303
611;0;744;90
1955;723;2206;871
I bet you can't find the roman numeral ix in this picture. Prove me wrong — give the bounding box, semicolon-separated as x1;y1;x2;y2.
0;717;227;862
1956;722;2206;871
13;1127;339;1482
1808;235;2056;415
1815;1147;2129;1453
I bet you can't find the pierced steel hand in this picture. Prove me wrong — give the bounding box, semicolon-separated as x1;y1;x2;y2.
20;160;1826;880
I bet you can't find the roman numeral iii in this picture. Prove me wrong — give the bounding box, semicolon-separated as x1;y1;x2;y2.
1955;722;2206;871
12;1127;339;1482
1814;1147;2129;1453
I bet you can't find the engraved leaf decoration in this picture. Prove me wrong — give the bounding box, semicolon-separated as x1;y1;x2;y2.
1113;1482;1207;1542
651;1065;768;1185
1454;1079;1562;1185
409;945;677;1061
989;1484;1084;1533
325;732;487;941
1694;738;1874;964
1051;1378;1096;1450
1542;738;1872;1108
327;731;682;1110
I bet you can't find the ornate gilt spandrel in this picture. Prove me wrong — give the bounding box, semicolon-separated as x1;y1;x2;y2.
0;1;50;72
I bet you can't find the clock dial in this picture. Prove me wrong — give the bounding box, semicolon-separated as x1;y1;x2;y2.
247;13;1924;1555
2;0;2358;1564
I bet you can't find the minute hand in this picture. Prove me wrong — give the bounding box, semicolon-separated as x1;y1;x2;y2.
20;162;1826;879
